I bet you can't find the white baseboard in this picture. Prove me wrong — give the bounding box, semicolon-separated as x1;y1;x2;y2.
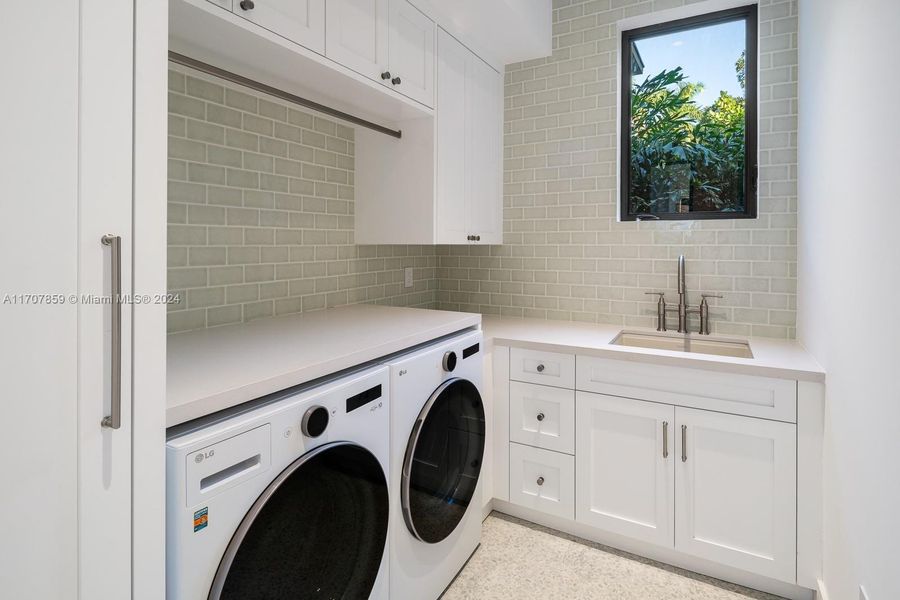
481;498;494;521
490;500;815;600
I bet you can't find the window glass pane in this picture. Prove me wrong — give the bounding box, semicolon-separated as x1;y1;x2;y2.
628;17;748;218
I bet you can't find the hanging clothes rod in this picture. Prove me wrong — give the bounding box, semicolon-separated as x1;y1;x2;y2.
168;51;402;139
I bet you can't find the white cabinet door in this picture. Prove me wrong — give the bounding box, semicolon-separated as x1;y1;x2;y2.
388;0;434;107
79;0;137;597
575;392;675;547
509;443;575;520
436;28;503;244
509;382;575;454
238;0;325;54
325;0;389;82
675;407;796;583
435;28;469;244
2;1;137;598
466;54;502;244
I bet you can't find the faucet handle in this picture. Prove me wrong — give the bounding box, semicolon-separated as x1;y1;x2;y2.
646;292;667;332
698;294;722;335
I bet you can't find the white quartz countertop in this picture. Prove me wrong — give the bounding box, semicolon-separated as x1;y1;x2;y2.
166;304;480;426
482;315;825;383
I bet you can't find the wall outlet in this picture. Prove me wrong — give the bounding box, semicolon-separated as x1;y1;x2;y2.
859;585;869;600
404;267;413;288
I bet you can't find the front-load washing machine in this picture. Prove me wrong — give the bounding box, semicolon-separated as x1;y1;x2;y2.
385;330;486;600
166;365;391;600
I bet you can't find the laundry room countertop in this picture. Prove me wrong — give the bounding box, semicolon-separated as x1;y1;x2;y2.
481;315;825;383
167;305;481;427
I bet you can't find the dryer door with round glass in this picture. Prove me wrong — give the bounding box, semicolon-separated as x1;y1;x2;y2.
209;442;389;600
401;378;486;544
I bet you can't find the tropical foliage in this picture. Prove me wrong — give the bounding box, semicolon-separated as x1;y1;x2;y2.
629;55;746;215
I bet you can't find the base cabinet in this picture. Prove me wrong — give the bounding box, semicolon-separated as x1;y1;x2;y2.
502;351;803;587
575;393;674;547
675;407;797;582
509;442;574;520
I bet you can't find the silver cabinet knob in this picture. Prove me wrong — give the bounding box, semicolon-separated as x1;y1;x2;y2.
536;476;545;486
536;363;545;373
239;0;254;9
536;412;545;422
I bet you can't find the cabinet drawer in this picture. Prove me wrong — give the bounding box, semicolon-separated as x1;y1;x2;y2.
510;347;575;389
509;443;574;520
576;356;797;423
509;382;574;454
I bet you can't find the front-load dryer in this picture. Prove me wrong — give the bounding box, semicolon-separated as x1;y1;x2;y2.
166;365;391;600
386;330;486;600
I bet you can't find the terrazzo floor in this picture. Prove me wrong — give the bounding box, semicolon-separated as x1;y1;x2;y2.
442;513;785;600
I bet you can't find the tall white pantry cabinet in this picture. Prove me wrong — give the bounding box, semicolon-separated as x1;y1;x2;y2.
0;1;167;599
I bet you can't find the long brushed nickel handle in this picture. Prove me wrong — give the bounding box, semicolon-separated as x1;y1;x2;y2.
681;424;687;462
662;421;669;459
101;234;122;429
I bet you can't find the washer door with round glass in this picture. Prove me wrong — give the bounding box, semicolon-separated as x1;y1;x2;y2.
401;378;486;544
209;442;388;600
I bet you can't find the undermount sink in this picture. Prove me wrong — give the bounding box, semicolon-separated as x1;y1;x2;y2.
612;331;754;359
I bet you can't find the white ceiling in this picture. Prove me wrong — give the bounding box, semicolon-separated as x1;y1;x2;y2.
410;0;552;67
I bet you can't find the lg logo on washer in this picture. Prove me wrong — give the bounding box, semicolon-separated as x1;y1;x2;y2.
194;449;215;464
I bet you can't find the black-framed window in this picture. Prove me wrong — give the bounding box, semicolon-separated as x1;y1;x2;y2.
620;5;758;221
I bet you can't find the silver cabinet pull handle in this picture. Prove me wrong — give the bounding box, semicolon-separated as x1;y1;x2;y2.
101;234;122;429
681;424;687;462
536;476;544;486
536;363;545;373
536;412;545;422
662;421;669;459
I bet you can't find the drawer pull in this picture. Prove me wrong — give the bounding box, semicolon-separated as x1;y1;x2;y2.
681;425;688;462
536;412;545;422
536;363;545;373
662;421;669;459
536;476;545;486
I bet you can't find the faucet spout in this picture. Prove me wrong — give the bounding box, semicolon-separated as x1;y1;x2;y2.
677;254;686;295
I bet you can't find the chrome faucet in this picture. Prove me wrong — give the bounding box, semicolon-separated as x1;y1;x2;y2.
645;255;722;335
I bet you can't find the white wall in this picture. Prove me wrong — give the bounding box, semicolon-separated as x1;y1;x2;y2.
798;1;900;598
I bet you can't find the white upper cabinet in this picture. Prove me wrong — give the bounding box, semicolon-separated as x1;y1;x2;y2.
435;28;470;244
675;407;797;583
466;50;502;243
436;27;502;244
235;0;325;54
354;26;502;245
325;0;434;108
388;0;435;107
325;0;390;83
